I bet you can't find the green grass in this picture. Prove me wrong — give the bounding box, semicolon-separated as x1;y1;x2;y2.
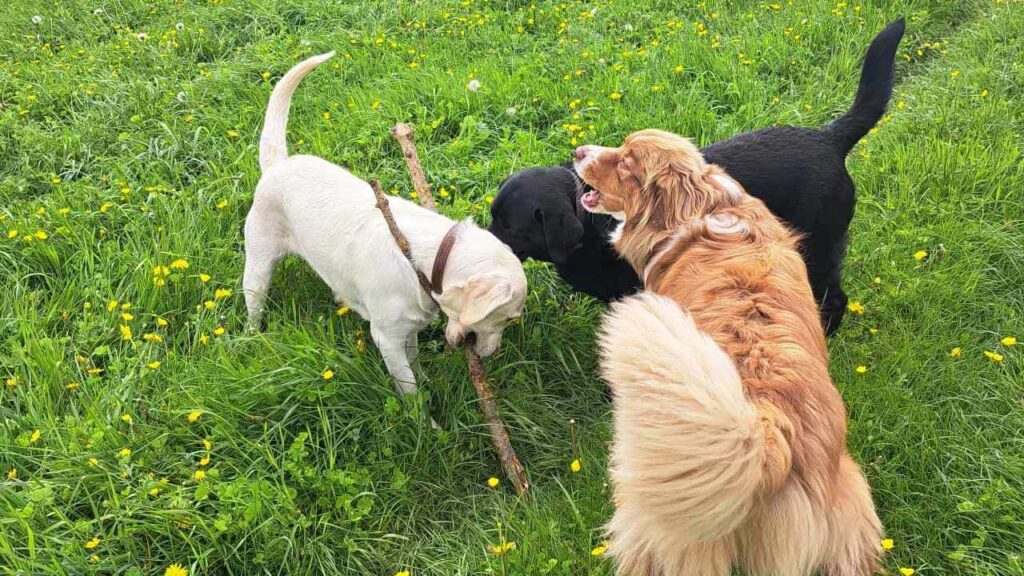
1;0;1023;574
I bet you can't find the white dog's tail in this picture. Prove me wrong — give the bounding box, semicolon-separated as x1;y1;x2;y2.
599;293;793;548
259;51;335;172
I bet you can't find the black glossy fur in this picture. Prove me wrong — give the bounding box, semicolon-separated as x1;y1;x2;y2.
488;19;905;336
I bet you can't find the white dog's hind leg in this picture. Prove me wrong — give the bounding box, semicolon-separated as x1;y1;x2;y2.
242;218;285;331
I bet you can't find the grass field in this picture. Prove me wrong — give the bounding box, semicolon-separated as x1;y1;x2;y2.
2;0;1023;574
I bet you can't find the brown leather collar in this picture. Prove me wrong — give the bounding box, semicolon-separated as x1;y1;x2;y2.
430;224;460;294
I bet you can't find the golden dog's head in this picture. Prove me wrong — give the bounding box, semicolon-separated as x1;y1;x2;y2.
572;129;743;230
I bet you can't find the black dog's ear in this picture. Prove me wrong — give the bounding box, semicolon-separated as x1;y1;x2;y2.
541;204;584;265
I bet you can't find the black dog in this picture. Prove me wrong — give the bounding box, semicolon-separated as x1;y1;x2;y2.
489;19;904;335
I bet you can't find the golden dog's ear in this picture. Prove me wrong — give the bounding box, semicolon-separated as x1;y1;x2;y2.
459;274;513;326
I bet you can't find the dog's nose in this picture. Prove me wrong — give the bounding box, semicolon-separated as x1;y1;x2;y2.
575;146;588;161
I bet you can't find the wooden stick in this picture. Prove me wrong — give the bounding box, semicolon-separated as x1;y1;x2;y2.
370;180;434;298
390;123;437;211
464;342;530;497
386;125;530;500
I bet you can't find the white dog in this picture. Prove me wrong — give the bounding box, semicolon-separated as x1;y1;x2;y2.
244;52;527;407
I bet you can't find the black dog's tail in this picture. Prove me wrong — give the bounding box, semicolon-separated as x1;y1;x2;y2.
824;18;905;156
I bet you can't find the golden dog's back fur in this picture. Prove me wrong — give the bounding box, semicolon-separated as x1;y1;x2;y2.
584;130;881;575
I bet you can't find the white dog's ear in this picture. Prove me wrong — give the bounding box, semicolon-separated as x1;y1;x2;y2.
458;275;513;326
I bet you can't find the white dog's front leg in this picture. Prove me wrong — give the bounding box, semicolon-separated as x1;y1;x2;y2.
372;327;418;395
371;325;439;428
405;333;420;366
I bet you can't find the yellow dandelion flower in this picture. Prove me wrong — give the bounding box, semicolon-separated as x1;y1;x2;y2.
846;301;864;314
609;92;622;100
202;438;212;451
226;130;239;139
950;70;960;78
394;572;410;576
34;230;48;240
203;300;215;310
980;89;989;98
199;334;210;345
673;65;683;73
156;317;168;327
143;332;163;343
187;411;202;422
322;369;334;380
84;537;101;549
6;468;16;480
199;273;211;283
336;306;351;316
881;538;894;550
899;569;915;576
950;347;962;358
855;365;868;374
149;487;161;496
356;338;366;353
1001;336;1016;347
199;455;210;466
984;351;1004;363
121;312;134;321
591;544;608;556
194;469;206;481
6;229;17;239
88;457;98;466
913;250;927;261
216;199;229;210
66;382;80;390
4;377;16;389
488;541;516;555
107;300;119;312
570;458;581;473
121;414;133;425
120;325;133;341
487;477;500;488
214;288;232;299
90;554;100;563
170;259;189;270
213;326;225;337
30;429;41;443
147;360;162;369
165;564;188;576
119;447;132;457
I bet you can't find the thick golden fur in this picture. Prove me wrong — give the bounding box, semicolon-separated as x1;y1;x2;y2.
582;129;882;576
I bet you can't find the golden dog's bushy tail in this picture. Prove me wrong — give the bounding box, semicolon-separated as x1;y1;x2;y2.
599;293;793;550
259;51;335;172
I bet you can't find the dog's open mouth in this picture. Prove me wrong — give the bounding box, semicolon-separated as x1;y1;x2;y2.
580;190;601;210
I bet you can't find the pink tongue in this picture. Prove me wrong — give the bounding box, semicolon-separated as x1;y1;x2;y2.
581;191;599;208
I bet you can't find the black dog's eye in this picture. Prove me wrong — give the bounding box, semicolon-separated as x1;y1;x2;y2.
534;208;543;222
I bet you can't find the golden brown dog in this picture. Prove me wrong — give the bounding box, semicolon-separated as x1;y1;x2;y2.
574;129;881;576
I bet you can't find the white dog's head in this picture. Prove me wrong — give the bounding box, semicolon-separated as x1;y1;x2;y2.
436;230;527;357
438;272;526;357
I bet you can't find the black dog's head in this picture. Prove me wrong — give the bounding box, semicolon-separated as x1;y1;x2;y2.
488;166;585;265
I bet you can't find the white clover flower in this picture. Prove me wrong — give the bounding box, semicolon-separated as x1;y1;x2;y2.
136;32;148;41
175;22;184;31
32;15;43;24
93;7;104;14
623;23;634;32
505;107;516;116
175;91;187;103
467;79;481;92
299;39;311;46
